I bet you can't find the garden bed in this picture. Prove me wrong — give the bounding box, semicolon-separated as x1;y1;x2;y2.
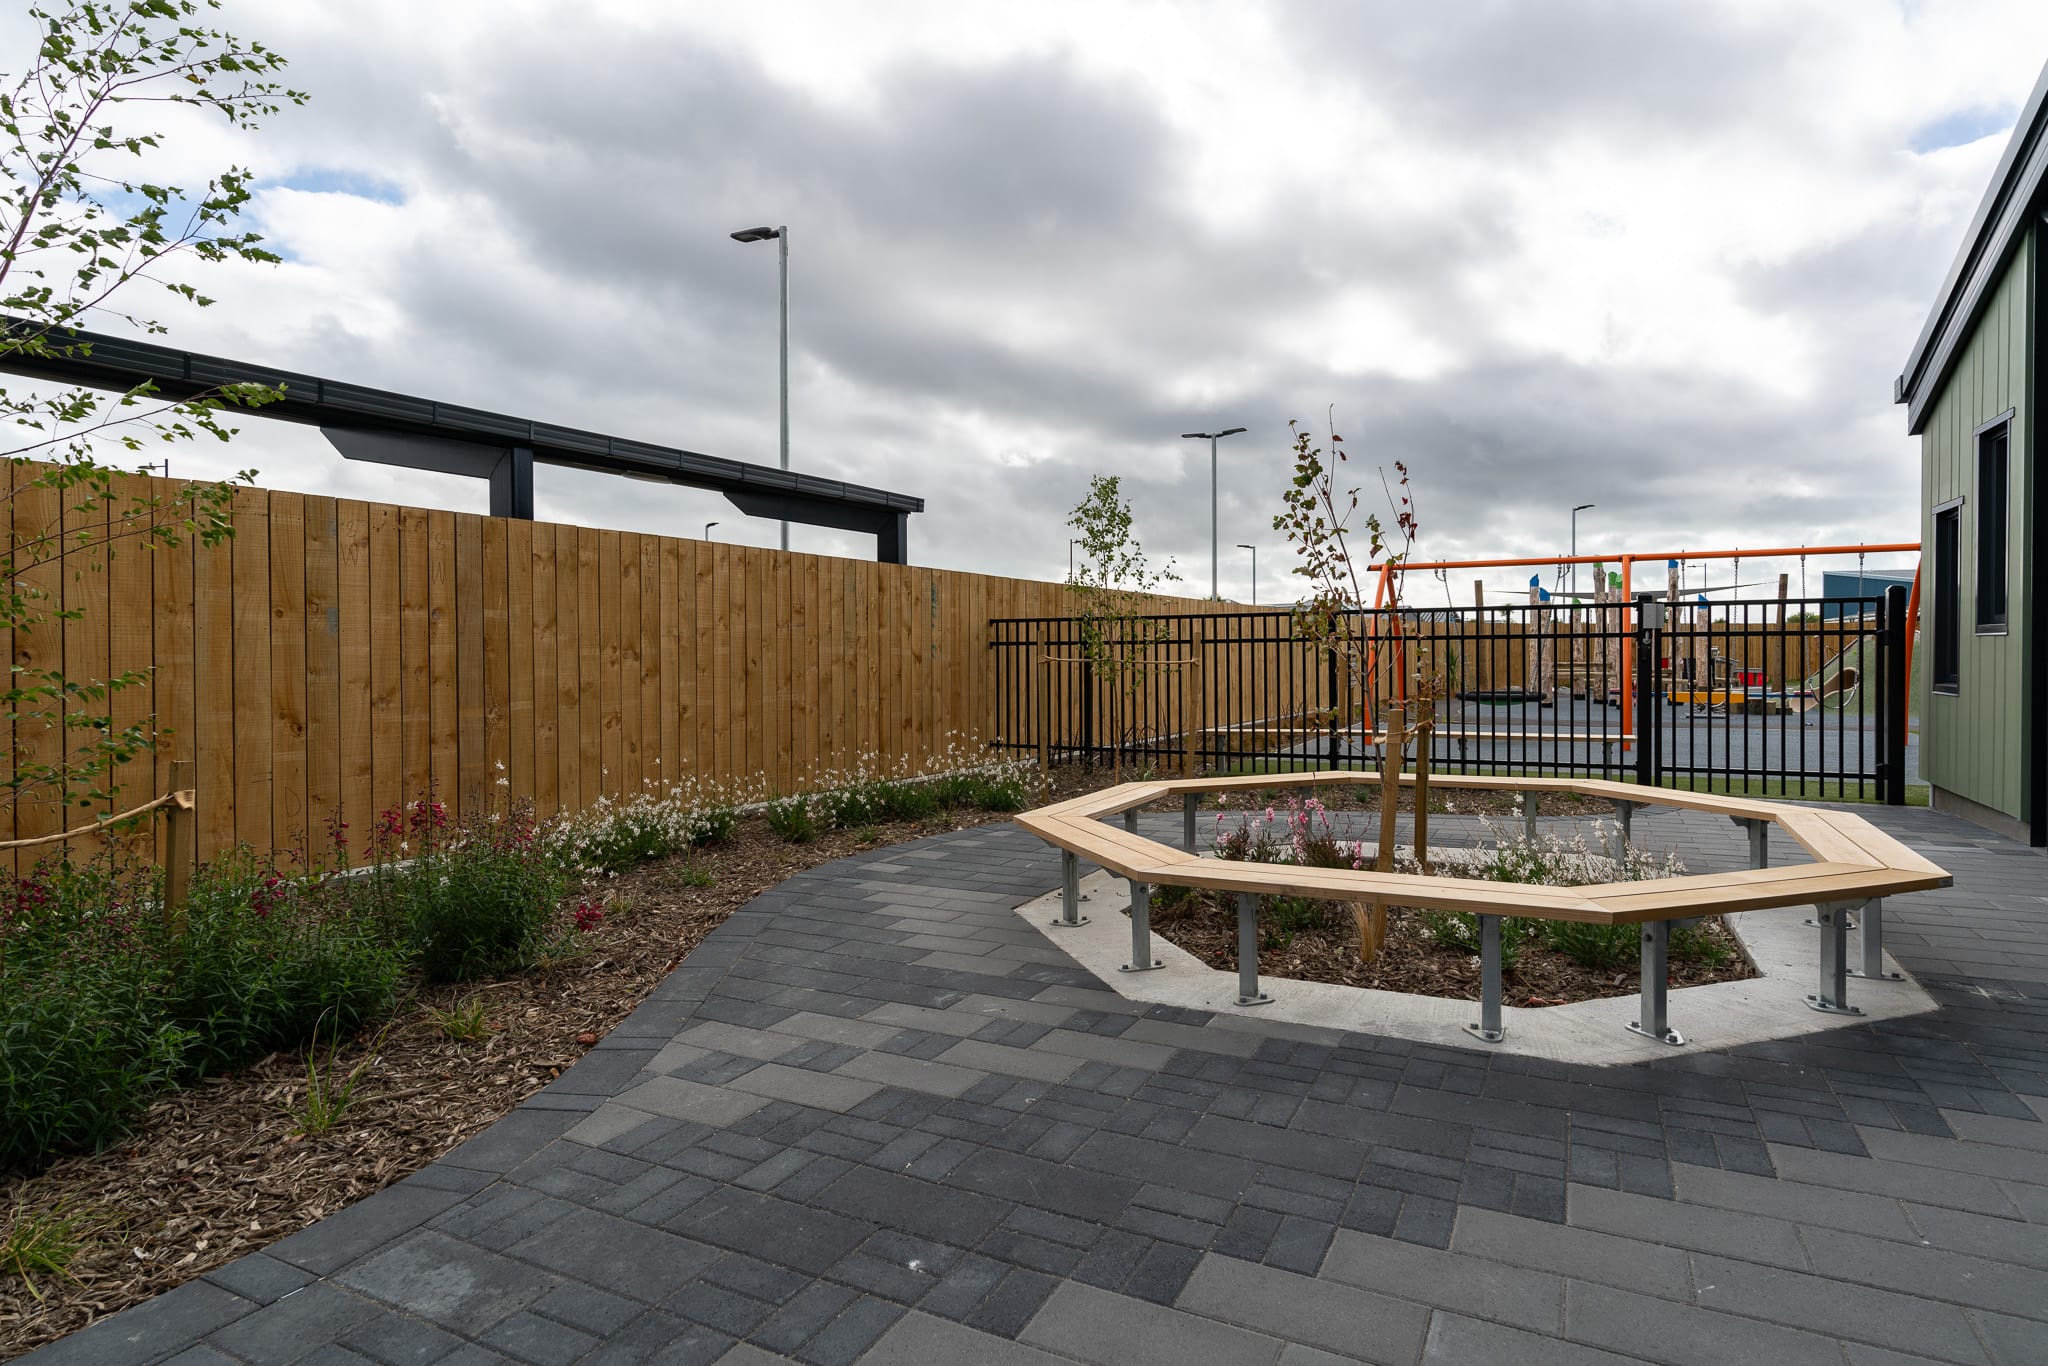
1147;795;1758;1006
0;757;1093;1361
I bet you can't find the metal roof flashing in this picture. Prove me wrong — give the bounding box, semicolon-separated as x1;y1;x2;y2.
1897;59;2048;434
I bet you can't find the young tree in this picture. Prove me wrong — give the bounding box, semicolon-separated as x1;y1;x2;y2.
1065;474;1181;779
1;0;304;821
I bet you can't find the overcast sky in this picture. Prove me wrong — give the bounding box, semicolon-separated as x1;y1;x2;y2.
14;0;2048;606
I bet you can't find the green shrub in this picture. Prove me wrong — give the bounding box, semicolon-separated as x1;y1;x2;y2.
0;861;192;1167
1670;920;1733;969
1417;909;1526;970
765;797;817;843
375;805;568;983
168;848;403;1075
691;805;738;846
1540;919;1639;972
874;780;936;821
969;774;1030;812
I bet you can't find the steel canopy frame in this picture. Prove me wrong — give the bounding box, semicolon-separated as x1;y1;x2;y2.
0;322;923;563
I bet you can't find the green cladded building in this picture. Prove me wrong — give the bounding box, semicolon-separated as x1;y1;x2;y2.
1897;60;2048;845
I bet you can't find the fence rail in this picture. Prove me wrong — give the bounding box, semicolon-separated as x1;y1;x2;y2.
989;593;1912;802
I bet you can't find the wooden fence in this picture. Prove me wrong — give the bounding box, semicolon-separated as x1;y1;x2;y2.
0;467;1223;871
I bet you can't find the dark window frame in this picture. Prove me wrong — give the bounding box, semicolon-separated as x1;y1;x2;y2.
1933;496;1963;694
1975;411;2013;633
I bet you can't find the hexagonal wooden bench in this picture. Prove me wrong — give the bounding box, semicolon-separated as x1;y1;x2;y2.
1016;773;1950;1047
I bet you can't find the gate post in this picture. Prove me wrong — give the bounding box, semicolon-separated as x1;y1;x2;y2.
1883;585;1909;806
1326;648;1341;769
1634;593;1663;789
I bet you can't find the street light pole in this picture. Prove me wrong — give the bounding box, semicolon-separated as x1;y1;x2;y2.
1182;427;1246;599
703;521;719;541
1069;538;1083;581
730;224;790;551
1570;503;1595;598
1237;544;1256;605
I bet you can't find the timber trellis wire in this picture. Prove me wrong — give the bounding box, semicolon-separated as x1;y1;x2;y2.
987;590;1913;803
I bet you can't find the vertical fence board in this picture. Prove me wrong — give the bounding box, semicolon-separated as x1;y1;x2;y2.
336;500;372;860
480;516;510;803
229;487;271;853
616;531;639;793
268;491;307;849
426;509;458;811
508;519;535;807
530;522;558;818
303;496;341;839
398;507;431;807
454;514;486;811
149;479;195;869
576;527;600;806
369;503;402;827
640;537;661;790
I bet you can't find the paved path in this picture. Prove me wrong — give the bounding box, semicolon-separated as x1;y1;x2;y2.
28;804;2048;1365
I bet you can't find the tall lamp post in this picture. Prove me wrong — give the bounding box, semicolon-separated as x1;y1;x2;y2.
1237;544;1257;605
1182;427;1246;599
1570;503;1595;598
730;224;790;551
703;521;719;541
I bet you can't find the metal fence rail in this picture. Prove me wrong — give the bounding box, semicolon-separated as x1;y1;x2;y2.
988;588;1911;803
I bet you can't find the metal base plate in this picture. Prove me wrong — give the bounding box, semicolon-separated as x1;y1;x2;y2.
1236;993;1275;1007
1119;959;1163;973
1625;1021;1687;1046
1463;1023;1505;1044
1847;967;1904;981
1803;994;1863;1016
1048;915;1092;927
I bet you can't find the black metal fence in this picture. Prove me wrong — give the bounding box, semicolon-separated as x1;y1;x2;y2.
987;586;1912;802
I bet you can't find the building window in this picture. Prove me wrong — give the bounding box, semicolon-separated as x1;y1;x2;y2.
1977;419;2009;631
1934;501;1961;693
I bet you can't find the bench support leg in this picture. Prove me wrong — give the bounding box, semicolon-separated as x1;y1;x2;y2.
1121;879;1161;973
1805;900;1865;1015
1236;892;1273;1006
1731;817;1769;869
1523;791;1539;843
1463;914;1506;1043
1848;896;1902;980
1183;793;1200;853
1123;809;1138;835
1613;800;1639;856
1625;919;1686;1046
1052;850;1089;927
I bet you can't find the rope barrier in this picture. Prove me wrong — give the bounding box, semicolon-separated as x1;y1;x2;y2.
0;788;194;851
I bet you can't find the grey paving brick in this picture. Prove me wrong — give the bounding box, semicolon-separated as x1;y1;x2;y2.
480;1309;600;1363
1902;1201;2048;1270
1122;1018;1264;1058
607;1076;775;1128
663;1187;876;1277
861;1001;992;1037
336;1231;558;1335
1796;1225;2048;1323
1671;1162;1921;1240
507;1206;722;1303
1564;1280;1850;1366
1021;1280;1282;1366
815;1165;1008;1247
1450;1207;1691;1301
1766;1143;2022;1216
949;1148;1140;1223
934;1038;1083;1084
1174;1254;1429;1365
726;1062;885;1112
1567;1183;1809;1269
858;1311;1076;1366
832;1049;987;1097
964;1266;1059;1338
1690;1252;1989;1362
1320;1228;1563;1334
1029;1028;1179;1071
201;1251;317;1306
1422;1312;1651;1366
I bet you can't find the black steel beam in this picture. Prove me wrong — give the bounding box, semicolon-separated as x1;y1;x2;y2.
1;322;922;557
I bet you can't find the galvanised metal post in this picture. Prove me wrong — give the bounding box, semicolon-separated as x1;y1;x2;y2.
1806;901;1863;1015
1183;793;1200;852
1626;919;1685;1045
1570;503;1595;598
1850;897;1902;980
1122;879;1161;973
1054;850;1088;927
1634;593;1663;788
1883;585;1909;806
1463;914;1505;1043
1182;428;1245;599
1235;892;1272;1005
1237;543;1257;605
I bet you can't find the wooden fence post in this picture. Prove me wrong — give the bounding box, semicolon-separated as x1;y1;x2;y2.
164;758;195;933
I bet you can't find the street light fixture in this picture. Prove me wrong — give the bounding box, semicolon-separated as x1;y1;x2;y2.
1237;544;1257;605
703;521;719;541
1181;427;1246;599
730;224;790;551
1069;538;1083;581
1570;503;1596;598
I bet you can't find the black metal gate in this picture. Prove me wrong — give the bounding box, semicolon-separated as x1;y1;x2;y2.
987;585;1911;803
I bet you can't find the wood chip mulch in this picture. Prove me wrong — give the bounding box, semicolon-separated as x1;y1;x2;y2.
0;772;1107;1363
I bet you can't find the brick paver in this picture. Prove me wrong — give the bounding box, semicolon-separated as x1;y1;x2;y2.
24;805;2048;1364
